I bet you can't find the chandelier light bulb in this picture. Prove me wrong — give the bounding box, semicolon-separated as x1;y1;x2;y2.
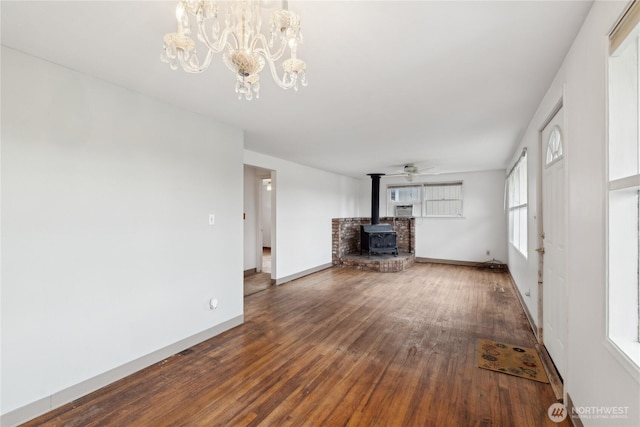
175;2;185;22
161;0;308;100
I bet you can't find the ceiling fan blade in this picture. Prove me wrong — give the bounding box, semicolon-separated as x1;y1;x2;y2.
381;163;439;178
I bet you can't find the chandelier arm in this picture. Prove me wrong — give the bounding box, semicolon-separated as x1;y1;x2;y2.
178;49;215;73
263;55;295;90
251;33;288;62
226;31;240;51
195;20;236;53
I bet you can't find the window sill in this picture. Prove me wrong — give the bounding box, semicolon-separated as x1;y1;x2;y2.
605;336;640;383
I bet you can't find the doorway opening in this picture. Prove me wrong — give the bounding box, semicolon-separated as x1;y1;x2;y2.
259;177;273;274
243;165;275;296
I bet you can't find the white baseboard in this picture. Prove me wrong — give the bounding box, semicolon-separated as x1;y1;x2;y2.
508;273;538;340
275;263;332;286
1;315;243;427
415;257;480;267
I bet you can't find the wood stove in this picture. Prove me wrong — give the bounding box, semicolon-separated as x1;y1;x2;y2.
360;173;398;257
360;224;398;257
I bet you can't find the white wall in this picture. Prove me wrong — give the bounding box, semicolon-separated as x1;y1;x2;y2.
243;150;360;281
506;1;639;424
360;170;508;263
243;165;258;272
1;48;244;419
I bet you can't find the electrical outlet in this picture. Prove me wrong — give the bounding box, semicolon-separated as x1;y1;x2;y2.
209;298;218;310
486;250;490;256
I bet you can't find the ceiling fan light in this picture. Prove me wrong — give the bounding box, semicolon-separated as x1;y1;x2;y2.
404;165;419;174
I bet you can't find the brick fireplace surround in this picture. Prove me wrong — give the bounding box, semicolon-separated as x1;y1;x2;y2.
332;217;415;272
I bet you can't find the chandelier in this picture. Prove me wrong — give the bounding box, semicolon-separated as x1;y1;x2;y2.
161;0;307;100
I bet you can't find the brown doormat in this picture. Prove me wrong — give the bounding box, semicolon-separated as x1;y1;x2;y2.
478;339;549;383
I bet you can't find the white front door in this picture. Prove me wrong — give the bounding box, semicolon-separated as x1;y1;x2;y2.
541;107;568;378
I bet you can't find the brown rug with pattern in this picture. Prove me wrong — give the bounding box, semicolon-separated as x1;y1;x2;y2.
477;339;549;383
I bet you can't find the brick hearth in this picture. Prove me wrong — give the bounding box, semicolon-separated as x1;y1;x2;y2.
332;217;415;272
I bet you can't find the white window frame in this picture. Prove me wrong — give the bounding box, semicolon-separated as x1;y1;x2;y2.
606;2;640;377
387;182;464;218
507;150;528;258
387;185;422;217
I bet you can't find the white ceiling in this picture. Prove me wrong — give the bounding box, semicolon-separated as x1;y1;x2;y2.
1;0;593;178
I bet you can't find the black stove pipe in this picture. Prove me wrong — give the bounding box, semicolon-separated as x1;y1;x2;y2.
367;173;384;225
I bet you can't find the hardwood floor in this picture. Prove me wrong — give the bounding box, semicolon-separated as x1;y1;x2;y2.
244;273;272;297
22;264;568;426
262;247;271;274
244;248;272;296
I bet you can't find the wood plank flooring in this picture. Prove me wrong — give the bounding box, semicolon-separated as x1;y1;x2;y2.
244;272;272;296
22;264;568;426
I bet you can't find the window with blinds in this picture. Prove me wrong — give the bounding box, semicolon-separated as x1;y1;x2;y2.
424;182;463;217
386;182;464;217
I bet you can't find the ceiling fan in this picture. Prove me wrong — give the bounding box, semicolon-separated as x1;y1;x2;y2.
384;163;439;182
